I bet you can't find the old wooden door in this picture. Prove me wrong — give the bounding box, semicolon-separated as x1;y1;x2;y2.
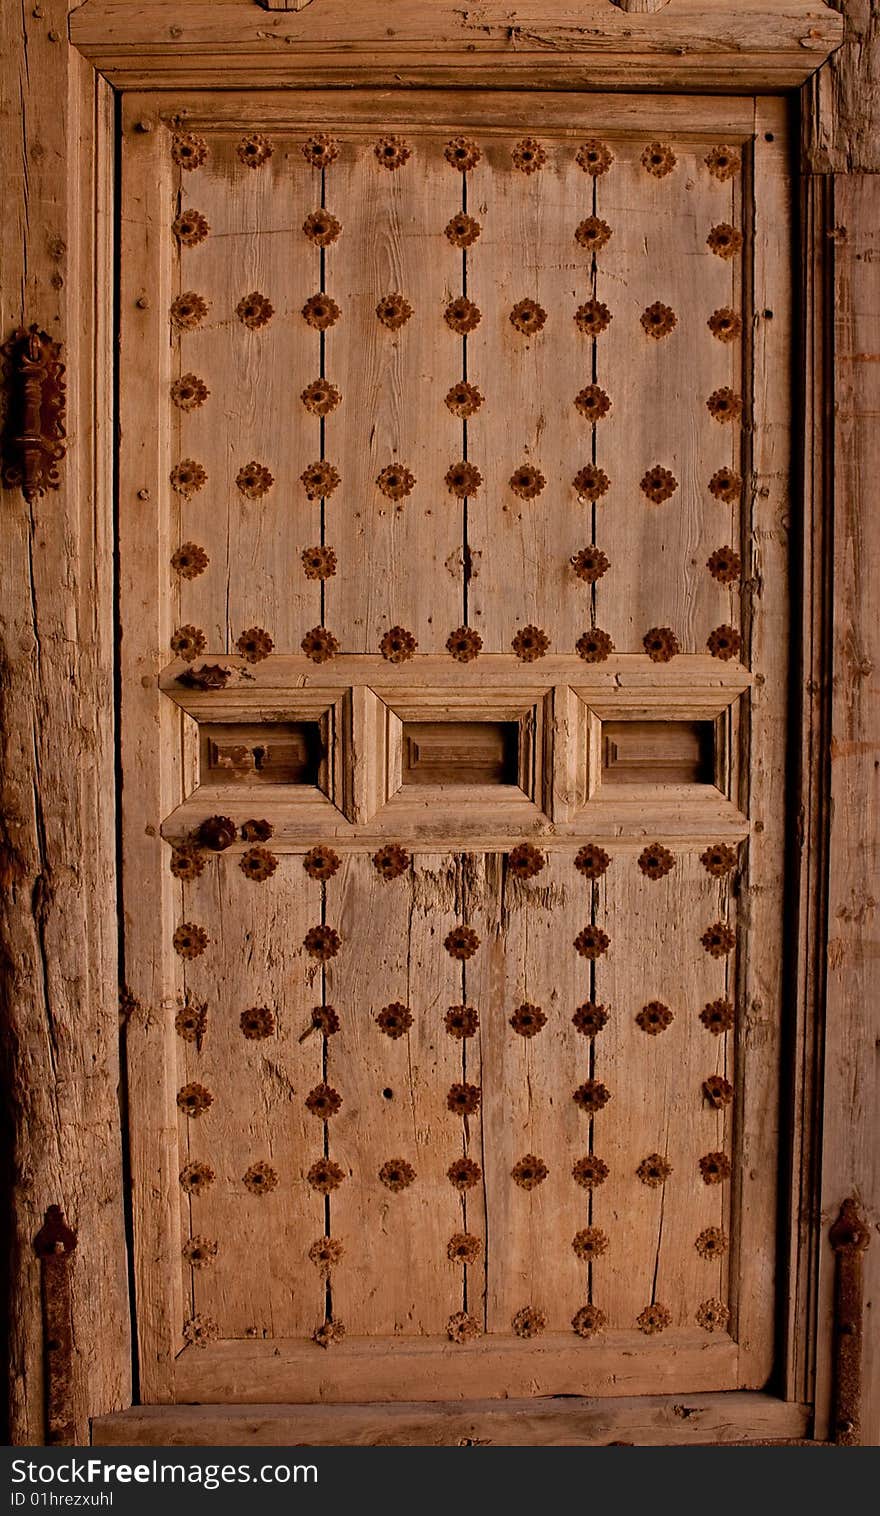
119;90;790;1405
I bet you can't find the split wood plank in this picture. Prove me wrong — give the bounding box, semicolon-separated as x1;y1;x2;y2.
170;129;320;653
595;851;728;1332
177;855;324;1339
595;136;742;653
323;135;461;652
466;135;590;654
325;853;465;1336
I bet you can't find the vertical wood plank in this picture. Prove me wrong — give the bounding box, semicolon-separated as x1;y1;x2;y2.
596;137;743;652
467;137;589;655
323;135;462;653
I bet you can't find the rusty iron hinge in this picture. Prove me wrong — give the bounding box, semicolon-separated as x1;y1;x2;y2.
1;325;67;503
829;1197;871;1446
34;1205;78;1445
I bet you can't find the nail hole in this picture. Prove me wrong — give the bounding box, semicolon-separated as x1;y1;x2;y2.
382;1087;394;1100
764;132;775;142
764;309;774;319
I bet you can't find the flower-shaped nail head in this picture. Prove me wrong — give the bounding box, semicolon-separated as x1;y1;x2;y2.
707;387;743;424
572;1155;609;1189
575;299;612;336
707;624;742;661
170;374;209;411
380;626;418;662
572;1227;609;1262
313;1318;345;1349
574;843;610;878
171;132;207;170
447;1232;482;1265
573;464;610;501
236;292;274;330
574;217;612;252
576;630;612;667
376;292;413;331
707;223;743;259
302;845;340;880
170;624;206;661
512;1155;549;1190
308;1006;340;1037
170;292;209;330
574;926;610;959
509;298;547;335
302;293;341;330
700;842;738;877
641;302;677;339
576;139;613;176
171;541;209;578
571;546;610;583
447;1156;482;1190
372;843;411;879
303;924;341;960
447;1082;481;1116
509;463;546;499
173;922;208;959
445;212;482;248
701;921;736;957
170;459;207;497
307;1158;345;1193
235;627;274;662
573;1079;611;1114
637;1153;672;1187
445;1005;479;1039
236;133;272;168
512;137;546;173
301;378;342;416
703;1074;734;1109
179;1162;214;1195
509;1003;547;1038
637;1303;672;1334
302;133;339;168
445;381;484;417
379;1159;416;1192
640;465;678;504
643;626;680;662
305;1083;342;1119
241;819;273;843
574;385;612;422
700;997;736;1034
444;924;480;959
446;626;482;662
508;843;546;878
707;546;742;584
183;1314;218;1348
302;209;342;246
511;625;550;661
708;307;743;342
376;1002;413;1039
447;1312;481;1343
239;846;278;883
708;466;743;501
240;1006;276;1040
705;145;741;181
172;210;209;247
376;463;416;500
572;1002;609;1038
699;1151;732;1184
302;546;338;580
175;1002;207;1043
638;843;675;879
636;1001;674;1035
572;1304;607;1337
309;1236;344;1277
177;1082;213;1118
696;1298;731;1332
445;296;482;334
695;1227;728;1259
374;135;412;170
235;461;274;498
444;136;482;171
641;142;676;177
512;1306;547;1339
301;627;339;662
445;461;483;498
170;846;206;883
300;460;341;500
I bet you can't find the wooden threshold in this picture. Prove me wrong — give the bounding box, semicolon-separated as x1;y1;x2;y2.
92;1391;810;1447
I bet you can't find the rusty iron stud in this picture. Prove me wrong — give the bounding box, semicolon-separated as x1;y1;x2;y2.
1;326;66;502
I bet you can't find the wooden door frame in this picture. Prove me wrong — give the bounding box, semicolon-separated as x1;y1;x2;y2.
1;0;876;1447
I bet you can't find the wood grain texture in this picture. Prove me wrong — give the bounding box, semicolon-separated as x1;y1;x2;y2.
0;0;130;1443
70;2;843;92
92;1390;810;1447
802;2;880;173
813;174;880;1446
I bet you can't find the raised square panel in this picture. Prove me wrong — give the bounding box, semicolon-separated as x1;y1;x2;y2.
401;721;520;786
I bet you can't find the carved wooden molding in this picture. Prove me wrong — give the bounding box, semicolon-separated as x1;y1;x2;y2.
70;1;843;91
1;326;66;503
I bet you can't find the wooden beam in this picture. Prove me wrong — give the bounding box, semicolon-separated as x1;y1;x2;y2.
69;1;843;92
92;1391;810;1446
0;0;130;1444
803;1;880;171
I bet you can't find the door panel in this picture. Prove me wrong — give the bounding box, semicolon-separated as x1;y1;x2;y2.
119;91;790;1402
